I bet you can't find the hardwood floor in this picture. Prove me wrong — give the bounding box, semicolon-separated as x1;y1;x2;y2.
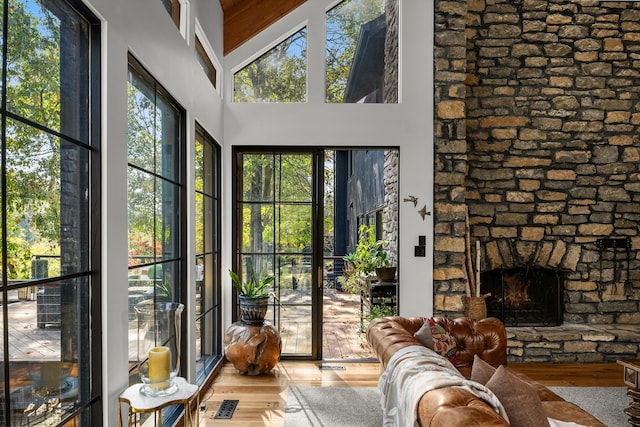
198;360;625;426
199;291;626;425
509;362;624;387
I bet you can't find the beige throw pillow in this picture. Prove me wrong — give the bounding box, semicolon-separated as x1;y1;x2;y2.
470;354;496;385
485;365;550;427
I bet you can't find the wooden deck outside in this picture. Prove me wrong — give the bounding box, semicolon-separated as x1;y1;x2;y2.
276;287;376;360
321;288;375;360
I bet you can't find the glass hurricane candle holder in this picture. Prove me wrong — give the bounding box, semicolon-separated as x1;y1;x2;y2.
135;302;184;397
139;346;178;396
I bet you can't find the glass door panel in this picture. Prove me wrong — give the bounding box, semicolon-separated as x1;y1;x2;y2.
235;150;318;358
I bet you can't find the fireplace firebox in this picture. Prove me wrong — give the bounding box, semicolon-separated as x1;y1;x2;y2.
480;267;563;327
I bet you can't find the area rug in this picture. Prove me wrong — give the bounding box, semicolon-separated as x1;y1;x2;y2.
284;385;629;427
548;386;628;427
284;386;382;427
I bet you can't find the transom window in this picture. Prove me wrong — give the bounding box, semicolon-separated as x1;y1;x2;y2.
161;0;181;28
326;0;398;103
196;34;218;90
233;26;307;103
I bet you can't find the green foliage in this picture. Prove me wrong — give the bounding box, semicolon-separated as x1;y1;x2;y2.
349;224;388;274
4;0;65;279
240;153;315;277
338;224;389;296
326;0;385;103
368;303;396;321
147;264;163;280
155;280;173;299
127;79;159;247
234;28;307;103
229;269;277;300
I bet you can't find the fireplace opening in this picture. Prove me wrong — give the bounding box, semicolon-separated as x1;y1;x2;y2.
480;267;563;327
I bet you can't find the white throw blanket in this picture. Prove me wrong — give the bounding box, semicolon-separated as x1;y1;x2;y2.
378;345;509;427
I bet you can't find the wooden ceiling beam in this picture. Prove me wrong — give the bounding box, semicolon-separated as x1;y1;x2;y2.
222;0;307;55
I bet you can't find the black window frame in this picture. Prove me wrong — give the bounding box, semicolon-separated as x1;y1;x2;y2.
0;0;102;424
194;123;223;384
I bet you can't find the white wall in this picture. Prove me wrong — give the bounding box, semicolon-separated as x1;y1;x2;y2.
81;0;433;423
223;1;434;320
82;0;224;424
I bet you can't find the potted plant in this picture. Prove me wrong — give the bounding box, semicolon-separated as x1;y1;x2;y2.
338;224;397;330
373;250;396;283
343;224;396;283
229;270;277;325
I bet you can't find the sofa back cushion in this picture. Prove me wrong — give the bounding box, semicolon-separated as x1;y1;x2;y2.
430;316;507;378
366;316;507;375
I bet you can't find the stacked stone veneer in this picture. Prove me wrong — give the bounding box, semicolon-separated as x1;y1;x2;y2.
383;0;399;264
433;0;640;360
383;150;399;265
507;323;640;363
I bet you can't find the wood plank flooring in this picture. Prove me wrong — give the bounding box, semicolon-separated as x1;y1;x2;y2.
198;360;625;426
200;291;626;425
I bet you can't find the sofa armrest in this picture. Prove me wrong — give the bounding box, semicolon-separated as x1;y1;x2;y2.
366;316;427;368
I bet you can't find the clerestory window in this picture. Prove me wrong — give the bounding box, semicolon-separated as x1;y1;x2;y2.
161;0;181;29
326;0;398;103
196;33;219;90
233;26;307;103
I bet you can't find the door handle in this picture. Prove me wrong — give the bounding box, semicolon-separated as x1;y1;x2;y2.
318;266;323;289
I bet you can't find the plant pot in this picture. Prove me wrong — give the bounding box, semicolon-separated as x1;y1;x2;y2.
239;295;270;325
375;267;396;283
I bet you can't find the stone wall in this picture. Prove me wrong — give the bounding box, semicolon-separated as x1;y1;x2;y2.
433;0;470;314
383;150;399;265
383;0;399;264
384;0;399;103
433;0;640;326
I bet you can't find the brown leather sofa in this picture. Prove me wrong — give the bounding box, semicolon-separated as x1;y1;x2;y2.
367;316;607;427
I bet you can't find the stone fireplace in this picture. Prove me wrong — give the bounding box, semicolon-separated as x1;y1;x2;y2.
431;0;640;362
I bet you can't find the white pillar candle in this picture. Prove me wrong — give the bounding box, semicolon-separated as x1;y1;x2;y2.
148;346;171;384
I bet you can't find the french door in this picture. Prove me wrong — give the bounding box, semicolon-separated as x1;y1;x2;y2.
233;148;323;358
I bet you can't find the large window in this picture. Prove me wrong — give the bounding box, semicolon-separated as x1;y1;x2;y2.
194;124;222;382
127;56;186;394
326;0;397;103
0;0;101;425
233;27;307;103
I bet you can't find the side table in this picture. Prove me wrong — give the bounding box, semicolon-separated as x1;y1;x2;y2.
617;359;640;427
224;321;281;375
118;377;199;426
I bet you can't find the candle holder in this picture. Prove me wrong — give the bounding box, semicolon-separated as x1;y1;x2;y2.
135;302;184;397
139;346;179;397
